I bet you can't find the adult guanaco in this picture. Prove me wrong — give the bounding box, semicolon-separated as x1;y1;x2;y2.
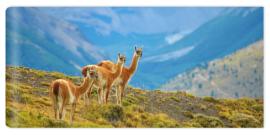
82;53;126;104
97;47;142;105
49;67;97;124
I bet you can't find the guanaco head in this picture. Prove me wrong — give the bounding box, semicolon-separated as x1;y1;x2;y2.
134;46;143;58
81;65;98;79
118;53;126;64
88;66;98;79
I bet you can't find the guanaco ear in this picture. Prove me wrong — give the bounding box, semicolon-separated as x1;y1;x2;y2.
118;53;120;57
81;66;87;77
135;46;137;51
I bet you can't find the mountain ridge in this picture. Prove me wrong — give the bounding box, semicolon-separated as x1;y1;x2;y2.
6;7;263;90
6;7;107;75
160;40;263;98
134;7;263;89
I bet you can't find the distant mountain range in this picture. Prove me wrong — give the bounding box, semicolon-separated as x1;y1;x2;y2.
6;7;108;75
6;7;263;90
161;40;263;98
133;7;263;89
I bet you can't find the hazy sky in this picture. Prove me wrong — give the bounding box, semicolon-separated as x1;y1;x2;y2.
40;7;224;36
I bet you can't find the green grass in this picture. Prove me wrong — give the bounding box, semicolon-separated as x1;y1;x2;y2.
203;96;219;103
183;114;224;128
6;66;263;128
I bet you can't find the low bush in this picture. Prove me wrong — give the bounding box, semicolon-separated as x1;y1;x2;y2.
203;96;219;103
184;114;224;128
230;113;261;128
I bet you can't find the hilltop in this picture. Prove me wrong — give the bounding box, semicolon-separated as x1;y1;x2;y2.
6;66;263;127
161;40;263;98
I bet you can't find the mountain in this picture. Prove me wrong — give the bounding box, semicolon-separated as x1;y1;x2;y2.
135;7;263;89
6;66;263;127
160;40;263;98
6;7;107;76
5;7;264;90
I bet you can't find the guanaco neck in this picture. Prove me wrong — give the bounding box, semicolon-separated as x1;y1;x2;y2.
127;53;139;75
75;76;91;97
112;62;123;79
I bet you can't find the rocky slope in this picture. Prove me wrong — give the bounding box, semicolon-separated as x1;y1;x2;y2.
6;66;263;127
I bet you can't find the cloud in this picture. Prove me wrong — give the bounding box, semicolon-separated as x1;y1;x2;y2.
165;30;192;45
40;7;223;36
142;46;195;62
165;33;184;45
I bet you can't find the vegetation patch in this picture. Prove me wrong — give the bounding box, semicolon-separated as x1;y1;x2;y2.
170;96;180;102
184;114;224;128
203;96;219;103
229;113;261;128
5;66;263;128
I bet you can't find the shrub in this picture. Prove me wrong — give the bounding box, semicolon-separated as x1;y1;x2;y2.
6;107;17;127
252;104;263;112
230;113;261;128
50;72;65;79
6;74;12;80
170;96;180;102
182;111;194;118
184;92;195;99
127;105;144;113
146;113;180;128
189;114;224;128
6;85;32;104
102;105;124;123
238;98;257;107
203;96;219;103
218;111;231;120
38;115;68;127
40;82;50;87
6;109;68;127
35;71;46;78
198;104;207;111
123;105;179;128
122;94;139;106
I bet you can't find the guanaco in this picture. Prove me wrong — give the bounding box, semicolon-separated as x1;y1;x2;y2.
82;53;126;104
97;47;142;105
49;67;97;124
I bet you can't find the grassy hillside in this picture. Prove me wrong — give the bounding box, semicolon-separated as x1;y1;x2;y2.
161;40;263;98
6;66;263;128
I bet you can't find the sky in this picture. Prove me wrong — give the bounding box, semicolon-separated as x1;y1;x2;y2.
41;7;224;37
37;7;226;63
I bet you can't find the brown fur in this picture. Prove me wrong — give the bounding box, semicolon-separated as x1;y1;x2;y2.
49;69;96;124
82;54;125;104
96;47;142;105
